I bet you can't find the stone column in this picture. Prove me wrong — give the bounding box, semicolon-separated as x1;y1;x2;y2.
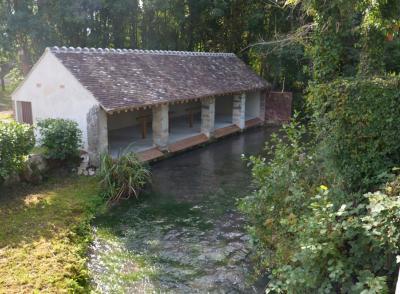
201;97;215;137
233;93;246;129
152;104;169;149
87;105;108;166
98;109;109;155
259;90;266;122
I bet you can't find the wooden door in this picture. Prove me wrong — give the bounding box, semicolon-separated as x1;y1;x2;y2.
20;101;33;125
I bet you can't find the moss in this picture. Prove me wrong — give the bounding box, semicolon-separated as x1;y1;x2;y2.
0;175;104;292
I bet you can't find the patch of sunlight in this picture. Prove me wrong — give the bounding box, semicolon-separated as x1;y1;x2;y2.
0;111;13;122
23;193;50;205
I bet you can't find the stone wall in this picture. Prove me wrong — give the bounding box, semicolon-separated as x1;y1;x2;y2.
265;91;292;124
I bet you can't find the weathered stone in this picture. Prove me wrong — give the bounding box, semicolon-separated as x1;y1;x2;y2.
259;90;267;122
201;97;215;137
28;154;48;173
87;105;108;166
152;104;169;149
21;163;43;184
232;93;246;129
77;153;90;175
21;165;33;181
221;232;244;240
3;172;20;186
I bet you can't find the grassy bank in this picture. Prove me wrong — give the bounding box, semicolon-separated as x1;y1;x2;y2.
0;176;103;293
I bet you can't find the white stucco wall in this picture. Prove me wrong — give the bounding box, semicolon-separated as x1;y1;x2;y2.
12;50;99;149
245;91;261;119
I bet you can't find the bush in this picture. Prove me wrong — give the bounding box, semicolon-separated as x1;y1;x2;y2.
240;117;321;269
37;118;82;161
240;117;400;292
308;76;400;191
0;121;35;181
99;153;151;204
264;182;400;293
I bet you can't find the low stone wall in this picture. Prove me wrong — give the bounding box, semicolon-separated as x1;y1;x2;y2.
265;91;293;124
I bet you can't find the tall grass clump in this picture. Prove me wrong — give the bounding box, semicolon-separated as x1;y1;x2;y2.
99;152;151;204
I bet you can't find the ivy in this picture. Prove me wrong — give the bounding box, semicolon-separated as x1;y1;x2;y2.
308;76;400;192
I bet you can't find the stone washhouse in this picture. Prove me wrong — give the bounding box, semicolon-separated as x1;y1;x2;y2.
12;46;270;164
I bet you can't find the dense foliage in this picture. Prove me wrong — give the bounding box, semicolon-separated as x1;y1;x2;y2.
99;153;151;205
240;0;400;292
37;118;82;161
241;111;400;292
308;77;400;192
0;121;35;182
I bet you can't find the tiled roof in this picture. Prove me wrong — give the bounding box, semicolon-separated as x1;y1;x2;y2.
49;46;270;112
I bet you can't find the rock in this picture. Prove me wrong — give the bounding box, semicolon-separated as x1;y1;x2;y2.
77;153;90;175
20;164;43;184
81;153;90;163
20;164;33;182
221;232;244;240
3;172;20;186
198;248;227;263
28;154;48;173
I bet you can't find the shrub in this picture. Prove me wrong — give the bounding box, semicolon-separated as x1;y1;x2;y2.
37;118;82;161
264;183;400;293
240;118;400;292
0;121;35;181
99;153;151;204
239;117;325;275
308;76;400;191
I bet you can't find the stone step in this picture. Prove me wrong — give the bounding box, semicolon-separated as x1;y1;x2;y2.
168;134;209;153
137;147;164;162
213;125;241;139
245;118;262;129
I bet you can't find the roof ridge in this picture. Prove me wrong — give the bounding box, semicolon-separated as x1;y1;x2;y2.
48;46;236;57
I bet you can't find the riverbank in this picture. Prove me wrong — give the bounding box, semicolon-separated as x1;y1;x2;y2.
0;175;102;292
0;126;277;293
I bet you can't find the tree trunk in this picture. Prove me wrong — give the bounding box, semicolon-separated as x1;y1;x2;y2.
0;77;5;91
18;46;31;76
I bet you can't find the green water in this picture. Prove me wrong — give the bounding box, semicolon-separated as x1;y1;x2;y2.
89;127;277;293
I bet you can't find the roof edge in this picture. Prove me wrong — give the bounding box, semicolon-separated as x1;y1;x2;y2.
48;46;236;57
105;86;271;114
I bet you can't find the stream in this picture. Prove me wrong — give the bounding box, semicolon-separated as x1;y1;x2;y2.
88;126;277;293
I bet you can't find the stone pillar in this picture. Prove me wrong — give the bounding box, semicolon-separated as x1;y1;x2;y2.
233;93;246;129
152;104;169;149
87;105;108;166
259;90;266;122
201;97;215;137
